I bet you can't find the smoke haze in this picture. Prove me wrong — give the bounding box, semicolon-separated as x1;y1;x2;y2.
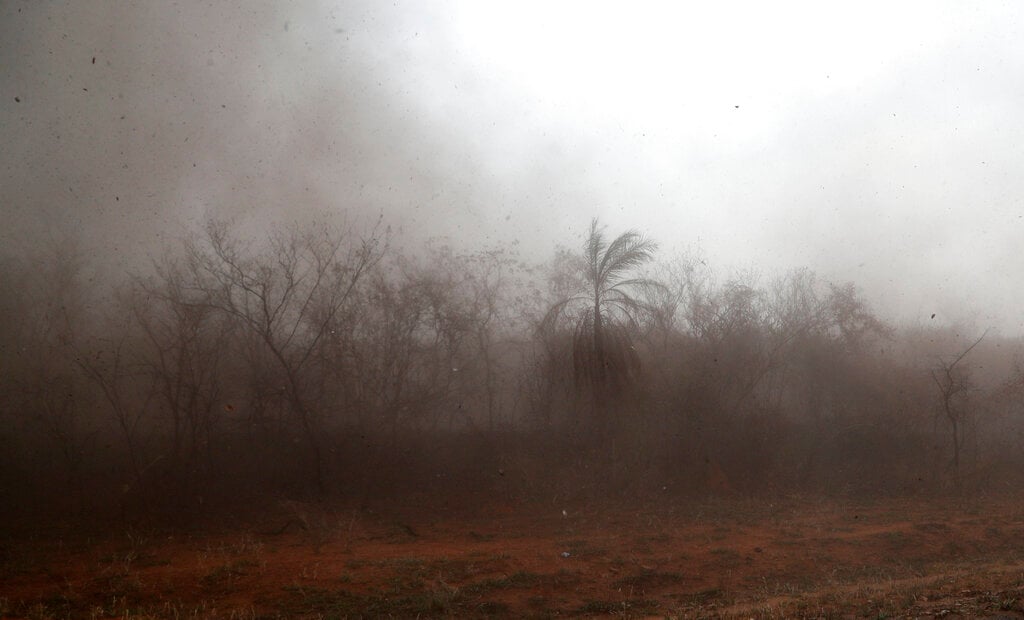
4;1;1024;330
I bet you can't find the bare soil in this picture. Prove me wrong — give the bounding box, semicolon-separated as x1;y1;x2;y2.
4;495;1024;618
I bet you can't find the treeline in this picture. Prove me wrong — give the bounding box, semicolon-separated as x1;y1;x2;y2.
2;217;1023;524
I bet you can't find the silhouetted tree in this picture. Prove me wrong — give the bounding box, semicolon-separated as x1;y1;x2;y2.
70;316;160;517
131;258;234;486
1;242;96;513
931;330;987;489
183;219;384;494
542;219;661;432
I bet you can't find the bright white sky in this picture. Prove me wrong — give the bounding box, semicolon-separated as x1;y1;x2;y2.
456;2;943;122
3;0;1024;332
442;1;1024;332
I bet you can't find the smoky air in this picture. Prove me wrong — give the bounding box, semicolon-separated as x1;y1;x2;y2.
3;2;1024;617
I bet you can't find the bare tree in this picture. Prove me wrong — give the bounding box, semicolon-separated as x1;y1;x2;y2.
70;321;159;506
1;243;95;511
344;254;483;445
184;219;384;494
931;330;987;489
131;258;234;483
646;249;713;346
423;245;525;432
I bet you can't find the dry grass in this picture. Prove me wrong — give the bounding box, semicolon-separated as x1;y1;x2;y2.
4;495;1024;618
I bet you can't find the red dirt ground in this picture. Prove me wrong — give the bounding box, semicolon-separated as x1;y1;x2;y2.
4;495;1024;618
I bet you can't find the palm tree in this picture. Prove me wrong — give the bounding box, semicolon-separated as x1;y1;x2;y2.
543;219;661;428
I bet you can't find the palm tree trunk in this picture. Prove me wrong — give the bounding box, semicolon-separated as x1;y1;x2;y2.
592;294;608;435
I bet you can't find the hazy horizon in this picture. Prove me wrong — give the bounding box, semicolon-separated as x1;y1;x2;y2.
4;1;1023;334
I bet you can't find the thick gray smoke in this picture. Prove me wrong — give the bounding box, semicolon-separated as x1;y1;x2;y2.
4;1;1024;331
1;2;505;262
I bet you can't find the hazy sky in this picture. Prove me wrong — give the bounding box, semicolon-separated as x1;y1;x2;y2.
3;1;1024;332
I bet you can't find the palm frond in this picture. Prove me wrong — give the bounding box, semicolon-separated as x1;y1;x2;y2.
539;295;589;333
598;233;658;286
603;277;666;297
585;219;607;286
542;218;662;405
603;295;651;318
